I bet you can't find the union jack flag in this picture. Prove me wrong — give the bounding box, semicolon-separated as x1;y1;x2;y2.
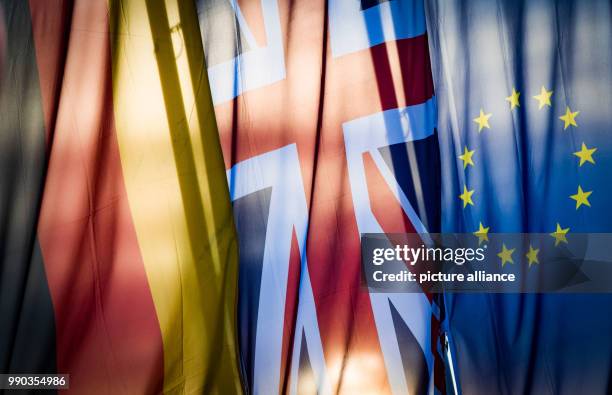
198;1;446;393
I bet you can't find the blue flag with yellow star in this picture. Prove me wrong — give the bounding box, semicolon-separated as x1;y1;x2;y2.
426;0;612;393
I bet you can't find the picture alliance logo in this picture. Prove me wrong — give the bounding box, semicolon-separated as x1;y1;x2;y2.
372;244;487;266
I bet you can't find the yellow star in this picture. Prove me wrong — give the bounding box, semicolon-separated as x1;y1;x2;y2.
526;244;539;266
573;142;596;166
497;243;515;267
473;109;492;132
533;86;553;109
473;222;490;245
459;185;475;208
559;106;579;129
570;185;592;209
550;223;569;246
458;146;475;169
505;88;520;110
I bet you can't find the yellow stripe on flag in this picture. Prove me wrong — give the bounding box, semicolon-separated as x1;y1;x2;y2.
109;0;242;393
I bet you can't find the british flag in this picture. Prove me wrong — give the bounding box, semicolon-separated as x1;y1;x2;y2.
197;1;445;393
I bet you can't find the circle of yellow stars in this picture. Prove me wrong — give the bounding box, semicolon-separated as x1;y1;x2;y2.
460;84;599;268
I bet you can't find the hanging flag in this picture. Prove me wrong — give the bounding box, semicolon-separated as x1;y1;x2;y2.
426;0;612;393
197;0;444;393
0;0;242;393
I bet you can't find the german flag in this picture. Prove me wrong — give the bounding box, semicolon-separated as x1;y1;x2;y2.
0;0;242;393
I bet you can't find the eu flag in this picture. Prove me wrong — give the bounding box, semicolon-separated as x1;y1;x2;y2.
426;0;612;393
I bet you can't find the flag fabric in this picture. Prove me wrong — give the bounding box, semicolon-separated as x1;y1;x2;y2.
5;1;611;394
1;0;242;393
197;0;443;394
0;0;56;378
426;0;612;393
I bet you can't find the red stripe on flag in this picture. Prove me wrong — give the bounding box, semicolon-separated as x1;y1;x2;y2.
30;1;164;393
363;151;418;234
280;229;302;393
